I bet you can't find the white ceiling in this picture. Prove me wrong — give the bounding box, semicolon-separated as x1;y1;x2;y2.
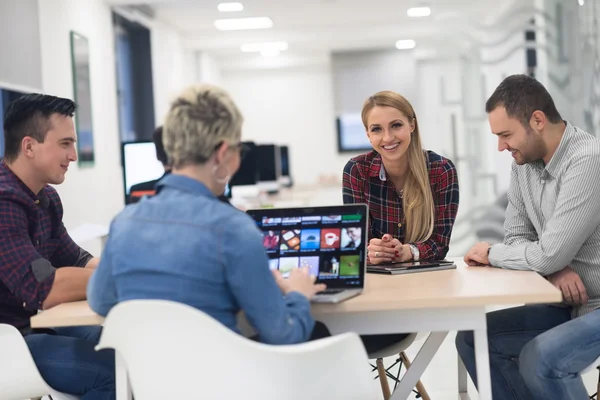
106;0;529;59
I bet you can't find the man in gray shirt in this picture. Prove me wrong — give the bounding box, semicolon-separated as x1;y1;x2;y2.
456;74;600;400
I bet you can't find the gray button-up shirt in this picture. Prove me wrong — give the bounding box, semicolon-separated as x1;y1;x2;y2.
489;121;600;317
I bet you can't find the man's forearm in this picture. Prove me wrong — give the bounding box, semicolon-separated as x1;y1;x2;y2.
42;267;94;309
85;257;100;269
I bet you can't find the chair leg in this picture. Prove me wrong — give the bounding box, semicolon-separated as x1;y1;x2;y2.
376;358;392;400
400;352;431;400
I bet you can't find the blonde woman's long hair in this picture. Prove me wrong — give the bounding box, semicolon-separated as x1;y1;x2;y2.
361;91;434;243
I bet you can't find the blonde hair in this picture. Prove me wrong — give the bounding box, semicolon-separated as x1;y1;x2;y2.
163;84;243;169
361;91;434;243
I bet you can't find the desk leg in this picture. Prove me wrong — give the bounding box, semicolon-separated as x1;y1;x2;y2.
115;352;132;400
474;328;492;400
458;355;471;400
389;331;448;400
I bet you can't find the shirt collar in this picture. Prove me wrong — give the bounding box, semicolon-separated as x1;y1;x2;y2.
367;152;387;181
0;161;50;208
156;173;217;199
544;121;573;178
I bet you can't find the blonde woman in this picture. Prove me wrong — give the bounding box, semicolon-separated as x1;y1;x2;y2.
343;91;460;265
88;84;326;345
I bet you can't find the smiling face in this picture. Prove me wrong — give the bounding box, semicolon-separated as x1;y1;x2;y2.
365;106;414;162
489;106;546;165
26;113;78;185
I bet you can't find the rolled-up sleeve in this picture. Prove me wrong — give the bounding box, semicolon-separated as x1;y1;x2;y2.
0;200;55;310
49;221;93;268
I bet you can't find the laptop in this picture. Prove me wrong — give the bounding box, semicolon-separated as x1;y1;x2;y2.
246;204;368;303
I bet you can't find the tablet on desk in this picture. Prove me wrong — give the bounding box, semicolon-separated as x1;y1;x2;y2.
367;259;457;275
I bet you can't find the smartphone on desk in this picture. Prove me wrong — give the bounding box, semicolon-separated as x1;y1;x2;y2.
366;259;457;275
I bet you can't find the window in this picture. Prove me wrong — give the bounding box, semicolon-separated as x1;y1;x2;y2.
0;88;27;159
113;13;155;142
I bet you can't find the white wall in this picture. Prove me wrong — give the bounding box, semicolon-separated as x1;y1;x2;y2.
221;62;351;186
0;0;42;92
37;0;123;255
332;49;417;115
198;52;223;86
151;23;187;125
36;0;188;255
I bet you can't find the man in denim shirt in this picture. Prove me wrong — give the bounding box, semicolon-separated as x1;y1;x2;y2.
88;84;325;344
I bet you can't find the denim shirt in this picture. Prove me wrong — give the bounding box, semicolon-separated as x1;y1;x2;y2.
87;174;314;344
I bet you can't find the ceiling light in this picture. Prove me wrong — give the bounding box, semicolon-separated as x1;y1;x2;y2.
214;17;273;31
218;2;244;12
260;49;281;57
241;41;288;52
578;0;584;5
407;6;431;17
396;39;416;50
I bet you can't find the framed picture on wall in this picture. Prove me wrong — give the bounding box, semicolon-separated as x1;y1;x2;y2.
70;31;95;165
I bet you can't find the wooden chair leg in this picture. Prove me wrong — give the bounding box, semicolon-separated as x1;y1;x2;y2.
376;358;392;400
400;351;431;400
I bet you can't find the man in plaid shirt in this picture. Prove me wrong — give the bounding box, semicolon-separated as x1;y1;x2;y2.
0;94;114;398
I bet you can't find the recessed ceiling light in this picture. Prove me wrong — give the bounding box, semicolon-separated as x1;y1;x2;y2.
241;41;288;52
214;17;273;31
578;0;584;5
218;2;244;12
407;7;431;17
396;39;416;50
260;49;281;57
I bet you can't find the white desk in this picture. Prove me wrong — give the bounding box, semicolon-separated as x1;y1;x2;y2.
31;258;561;400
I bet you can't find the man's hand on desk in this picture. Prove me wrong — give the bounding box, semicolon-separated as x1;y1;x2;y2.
547;266;588;305
464;242;491;266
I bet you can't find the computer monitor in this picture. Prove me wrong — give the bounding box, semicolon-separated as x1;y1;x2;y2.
256;144;281;193
121;141;165;203
337;113;371;153
279;145;293;188
229;141;260;199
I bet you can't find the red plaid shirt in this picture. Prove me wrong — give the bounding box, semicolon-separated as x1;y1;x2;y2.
343;150;459;260
0;162;91;331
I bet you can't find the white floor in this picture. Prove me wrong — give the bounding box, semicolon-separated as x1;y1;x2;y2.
372;331;598;400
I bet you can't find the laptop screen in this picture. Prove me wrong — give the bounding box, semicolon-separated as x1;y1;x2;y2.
246;204;368;289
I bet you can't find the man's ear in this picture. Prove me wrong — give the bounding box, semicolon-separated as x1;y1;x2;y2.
21;137;35;158
530;110;546;131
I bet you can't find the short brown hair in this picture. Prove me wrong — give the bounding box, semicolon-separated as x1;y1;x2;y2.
486;74;562;127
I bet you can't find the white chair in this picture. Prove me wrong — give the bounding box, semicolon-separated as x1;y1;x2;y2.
96;300;378;400
368;333;431;400
584;355;600;399
0;324;78;400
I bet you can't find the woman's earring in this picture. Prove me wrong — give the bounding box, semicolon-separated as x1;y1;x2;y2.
212;164;231;184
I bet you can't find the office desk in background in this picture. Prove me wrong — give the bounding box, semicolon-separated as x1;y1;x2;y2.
31;258;561;400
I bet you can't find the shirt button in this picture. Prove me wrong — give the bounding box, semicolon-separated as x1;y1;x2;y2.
398;223;402;228
34;200;40;204
22;302;26;308
35;240;40;245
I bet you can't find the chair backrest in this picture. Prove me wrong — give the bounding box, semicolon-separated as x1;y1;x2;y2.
97;300;376;400
0;324;59;400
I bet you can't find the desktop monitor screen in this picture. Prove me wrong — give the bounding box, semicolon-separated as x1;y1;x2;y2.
256;144;281;183
280;145;290;177
121;141;165;201
337;113;371;152
230;141;259;187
